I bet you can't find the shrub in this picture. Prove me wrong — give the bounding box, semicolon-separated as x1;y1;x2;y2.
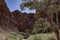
27;33;56;40
0;32;24;40
19;32;30;39
48;37;56;40
33;18;52;33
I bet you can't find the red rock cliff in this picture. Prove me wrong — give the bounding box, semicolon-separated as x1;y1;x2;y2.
0;0;35;32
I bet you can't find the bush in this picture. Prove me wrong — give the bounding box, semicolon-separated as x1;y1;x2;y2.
33;18;52;33
0;32;24;40
19;32;30;39
48;37;56;40
27;33;56;40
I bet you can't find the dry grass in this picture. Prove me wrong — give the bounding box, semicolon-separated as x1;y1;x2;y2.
0;32;23;40
0;29;59;40
0;32;57;40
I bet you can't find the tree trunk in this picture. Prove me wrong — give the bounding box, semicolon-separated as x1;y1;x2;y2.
55;4;60;40
55;16;59;40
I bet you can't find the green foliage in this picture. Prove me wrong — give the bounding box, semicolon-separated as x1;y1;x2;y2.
27;33;56;40
20;0;60;14
19;32;30;39
0;32;24;40
48;37;56;40
0;29;58;40
8;35;17;40
32;18;52;33
20;0;44;11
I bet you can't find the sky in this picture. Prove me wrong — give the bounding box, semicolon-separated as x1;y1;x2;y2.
5;0;36;13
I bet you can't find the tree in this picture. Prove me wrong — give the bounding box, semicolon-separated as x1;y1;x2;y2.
32;18;52;33
20;0;44;20
20;0;60;40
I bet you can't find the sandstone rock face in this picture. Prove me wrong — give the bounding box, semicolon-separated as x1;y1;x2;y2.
0;0;35;32
0;0;10;14
11;10;35;32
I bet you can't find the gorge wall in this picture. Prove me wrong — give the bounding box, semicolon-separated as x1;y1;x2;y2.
0;0;35;32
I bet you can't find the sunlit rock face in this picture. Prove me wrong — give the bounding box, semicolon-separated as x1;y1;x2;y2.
0;0;10;14
0;0;35;32
0;0;12;32
12;10;35;32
